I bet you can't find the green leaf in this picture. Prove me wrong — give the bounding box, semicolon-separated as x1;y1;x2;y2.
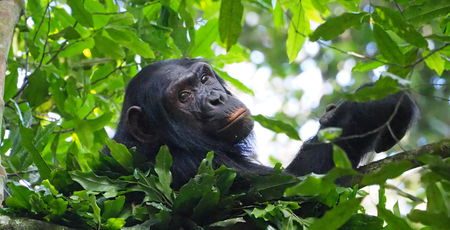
309;198;363;230
107;12;135;26
5;183;34;210
286;4;309;63
373;24;405;65
284;175;329;196
190;19;218;57
23;70;49;107
377;206;413;230
310;13;366;41
333;145;352;169
343;77;400;102
403;0;450;24
252;115;300;140
104;218;126;230
361;160;413;185
340;214;384;230
106;26;155;58
59;38;95;58
373;6;427;48
94;35;126;59
192;187;220;220
408;209;450;229
70;171;126;194
105;139;134;171
47;198;68;219
214;69;254;95
249;173;298;199
102;196;125;220
20;126;52;179
85;112;113;131
67;0;93;27
422;49;444;75
352;61;384;72
154;146;173;199
337;0;359;11
318;127;342;142
209;217;245;228
426;183;447;214
219;0;244;51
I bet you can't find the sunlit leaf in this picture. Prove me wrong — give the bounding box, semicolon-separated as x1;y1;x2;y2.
252;115;300;140
67;0;93;27
105;139;134;171
373;6;427;48
286;3;309;63
333;145;352;169
422;49;445;75
219;0;243;51
373;24;405;65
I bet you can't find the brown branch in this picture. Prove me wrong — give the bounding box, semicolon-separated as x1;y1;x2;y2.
357;139;450;175
0;0;24;207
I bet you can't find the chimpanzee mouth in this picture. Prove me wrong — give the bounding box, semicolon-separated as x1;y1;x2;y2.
218;107;249;132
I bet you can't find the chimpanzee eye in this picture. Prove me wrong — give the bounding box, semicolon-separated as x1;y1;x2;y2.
200;74;209;84
178;90;191;103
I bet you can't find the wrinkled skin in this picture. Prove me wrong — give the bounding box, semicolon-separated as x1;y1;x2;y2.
112;58;417;188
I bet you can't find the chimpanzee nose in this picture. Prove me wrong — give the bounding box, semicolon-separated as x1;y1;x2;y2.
208;91;226;106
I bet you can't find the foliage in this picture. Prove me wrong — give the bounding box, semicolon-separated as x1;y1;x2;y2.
1;0;449;229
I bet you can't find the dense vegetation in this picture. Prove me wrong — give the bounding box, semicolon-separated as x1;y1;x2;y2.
0;0;449;229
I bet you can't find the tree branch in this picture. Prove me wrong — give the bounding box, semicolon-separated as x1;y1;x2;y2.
357;138;450;175
0;0;24;207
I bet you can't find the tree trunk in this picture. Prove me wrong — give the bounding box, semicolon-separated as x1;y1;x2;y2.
0;0;24;206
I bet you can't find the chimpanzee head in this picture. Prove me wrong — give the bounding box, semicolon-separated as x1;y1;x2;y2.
115;58;254;154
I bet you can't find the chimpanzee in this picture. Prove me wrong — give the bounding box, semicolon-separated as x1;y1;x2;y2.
112;58;417;188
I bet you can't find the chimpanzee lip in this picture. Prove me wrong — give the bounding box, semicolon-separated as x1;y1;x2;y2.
218;107;248;132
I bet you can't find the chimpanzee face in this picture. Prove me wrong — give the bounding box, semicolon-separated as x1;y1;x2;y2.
162;62;254;143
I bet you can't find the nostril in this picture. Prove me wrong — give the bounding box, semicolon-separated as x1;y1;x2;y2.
209;98;221;106
208;92;226;106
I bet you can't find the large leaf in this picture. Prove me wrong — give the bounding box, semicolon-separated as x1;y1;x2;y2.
286;4;309;63
20;126;52;179
403;0;450;24
67;0;93;27
106;26;155;58
309;198;363;230
408;209;450;229
310;12;366;41
154;146;173;200
340;214;384;230
422;49;445;75
190;19;218;57
214;69;254;95
373;24;405;65
252;115;300;140
70;171;126;194
105;139;134;171
343;77;400;102
23;70;50;107
219;0;244;51
373;6;427;48
378;206;413;230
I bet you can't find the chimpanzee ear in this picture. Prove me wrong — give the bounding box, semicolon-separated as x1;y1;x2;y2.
126;106;158;143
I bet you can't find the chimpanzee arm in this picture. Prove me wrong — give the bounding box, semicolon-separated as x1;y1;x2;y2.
285;91;417;176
